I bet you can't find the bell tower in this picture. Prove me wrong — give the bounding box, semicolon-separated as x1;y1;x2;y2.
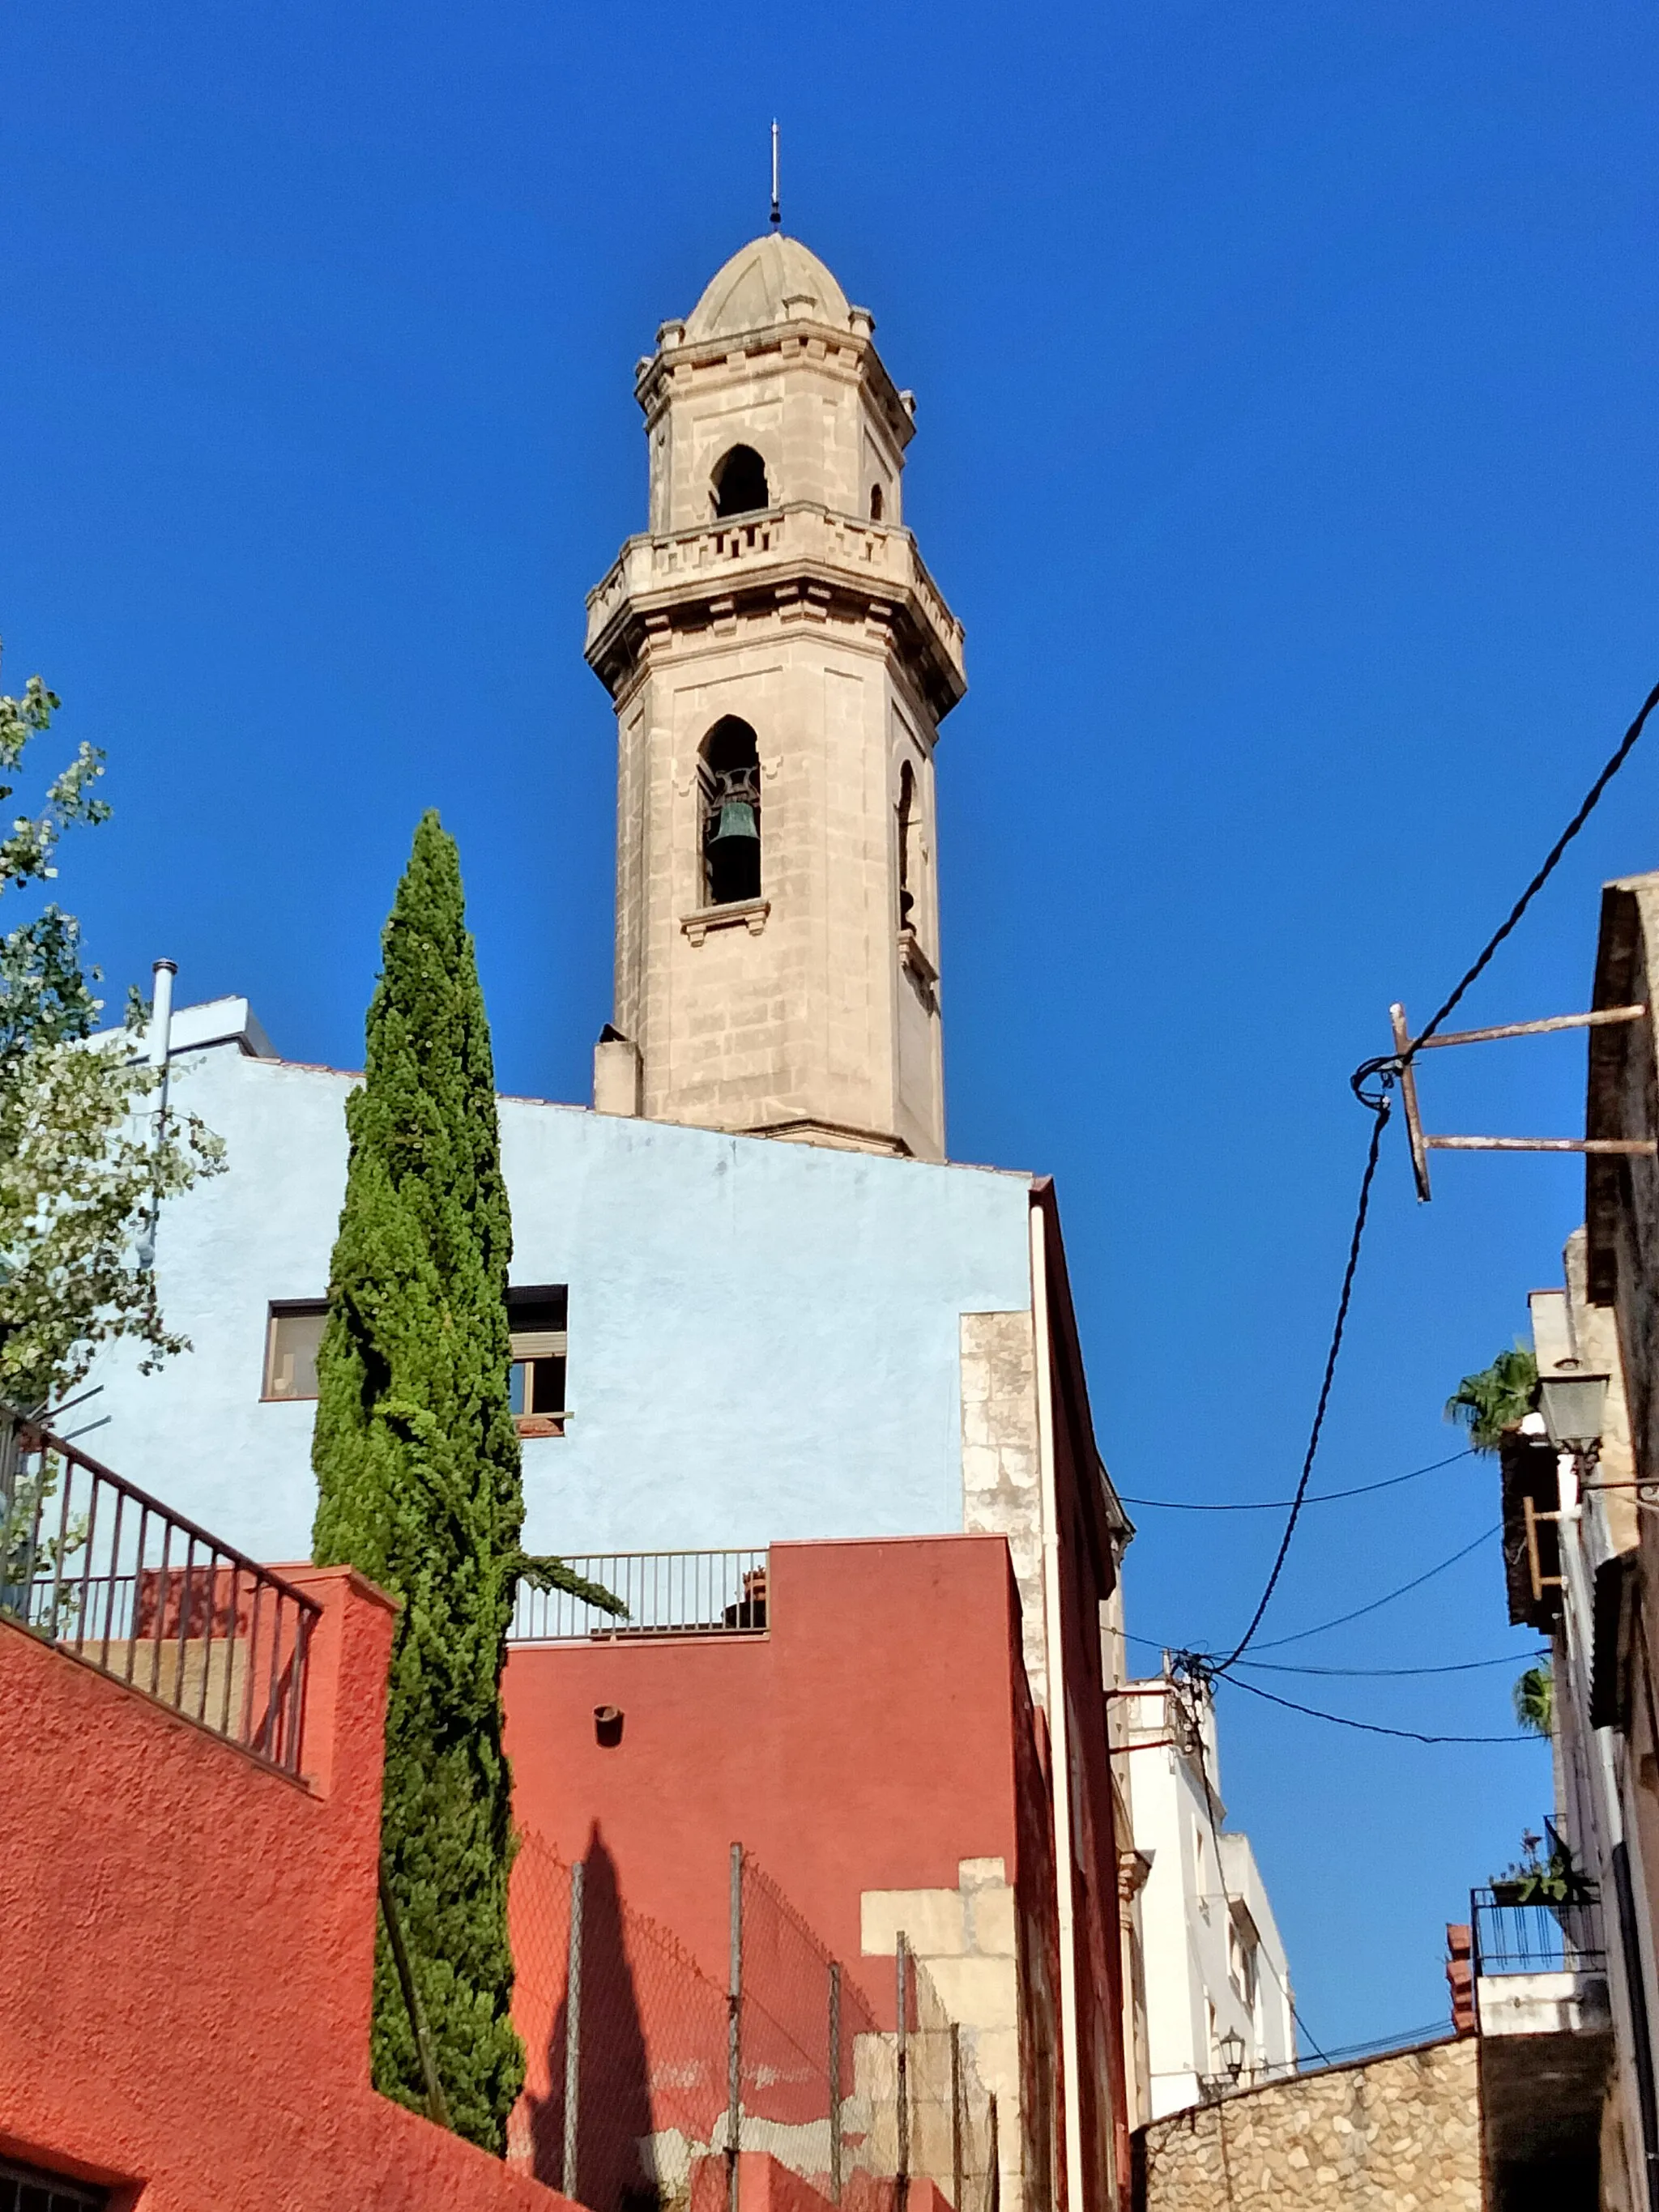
586;232;966;1160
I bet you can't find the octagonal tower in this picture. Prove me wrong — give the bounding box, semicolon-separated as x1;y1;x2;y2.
586;233;966;1160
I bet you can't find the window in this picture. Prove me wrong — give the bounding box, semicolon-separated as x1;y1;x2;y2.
262;1290;569;1431
263;1302;327;1401
712;445;770;518
700;718;762;907
897;762;917;926
1229;1904;1259;2010
0;2157;108;2211
870;483;885;522
510;1285;568;1436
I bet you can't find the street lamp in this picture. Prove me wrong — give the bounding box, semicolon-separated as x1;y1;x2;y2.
1218;2027;1246;2085
1536;1366;1610;1460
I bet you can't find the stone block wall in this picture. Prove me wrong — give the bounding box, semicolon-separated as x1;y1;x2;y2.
960;1311;1046;1702
1137;2037;1479;2212
861;1857;1026;2212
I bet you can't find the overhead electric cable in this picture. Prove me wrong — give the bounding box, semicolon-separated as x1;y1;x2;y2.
1243;1524;1499;1652
1211;1102;1392;1671
1223;1670;1531;1746
1306;2022;1453;2065
1123;1524;1499;1660
1377;675;1659;1059
1233;1648;1547;1680
1218;674;1659;1673
1119;1447;1472;1513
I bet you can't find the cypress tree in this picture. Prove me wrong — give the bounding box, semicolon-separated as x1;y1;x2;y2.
310;812;528;2150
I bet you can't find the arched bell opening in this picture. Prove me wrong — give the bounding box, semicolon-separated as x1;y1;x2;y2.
712;445;770;519
896;761;917;927
701;718;762;906
869;483;885;522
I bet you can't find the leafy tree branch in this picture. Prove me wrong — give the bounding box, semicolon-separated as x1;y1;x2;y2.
0;654;222;1409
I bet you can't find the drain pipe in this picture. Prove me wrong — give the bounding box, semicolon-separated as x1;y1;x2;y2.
134;959;177;1272
1031;1196;1087;2212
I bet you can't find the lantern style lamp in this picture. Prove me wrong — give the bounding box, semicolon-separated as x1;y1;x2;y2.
1218;2027;1246;2085
1537;1365;1610;1460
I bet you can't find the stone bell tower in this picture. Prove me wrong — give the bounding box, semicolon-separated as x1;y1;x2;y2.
585;232;966;1160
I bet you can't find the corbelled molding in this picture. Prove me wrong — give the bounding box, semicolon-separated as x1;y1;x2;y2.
584;501;966;722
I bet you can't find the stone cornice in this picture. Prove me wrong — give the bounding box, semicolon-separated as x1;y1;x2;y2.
584;502;966;722
635;317;915;452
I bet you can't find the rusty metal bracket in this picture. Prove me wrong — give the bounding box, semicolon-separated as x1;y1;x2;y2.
1388;1001;1654;1204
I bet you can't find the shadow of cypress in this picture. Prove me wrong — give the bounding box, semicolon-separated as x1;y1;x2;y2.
534;1825;658;2212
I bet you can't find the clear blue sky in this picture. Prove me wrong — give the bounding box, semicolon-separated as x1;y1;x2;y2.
6;0;1658;2060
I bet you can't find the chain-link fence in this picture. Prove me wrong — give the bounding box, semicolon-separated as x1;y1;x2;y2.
892;1936;999;2212
510;1834;999;2212
736;1849;883;2199
739;1862;999;2212
511;1829;729;2210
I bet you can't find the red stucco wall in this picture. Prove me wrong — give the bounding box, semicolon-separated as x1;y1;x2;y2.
689;2150;955;2212
0;1566;581;2212
503;1532;1060;2210
504;1536;1039;2002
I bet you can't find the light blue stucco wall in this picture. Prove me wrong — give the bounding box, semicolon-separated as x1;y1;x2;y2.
82;1041;1034;1567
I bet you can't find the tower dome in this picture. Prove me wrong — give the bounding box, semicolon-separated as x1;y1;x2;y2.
684;233;854;343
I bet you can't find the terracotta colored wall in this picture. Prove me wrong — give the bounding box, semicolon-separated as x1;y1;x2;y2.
689;2150;956;2212
503;1536;1039;2010
0;1567;579;2212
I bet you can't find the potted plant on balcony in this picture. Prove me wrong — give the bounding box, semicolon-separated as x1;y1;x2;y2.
1491;1824;1595;1908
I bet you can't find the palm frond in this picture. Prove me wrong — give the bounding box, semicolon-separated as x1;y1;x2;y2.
1447;1344;1538;1455
1514;1662;1553;1738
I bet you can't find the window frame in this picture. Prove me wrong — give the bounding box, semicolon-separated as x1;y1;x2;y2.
508;1283;569;1439
261;1298;330;1404
259;1288;573;1434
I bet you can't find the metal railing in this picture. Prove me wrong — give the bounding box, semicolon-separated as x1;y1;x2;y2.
1;1412;319;1775
1471;1888;1606;1978
509;1548;770;1643
0;2154;107;2211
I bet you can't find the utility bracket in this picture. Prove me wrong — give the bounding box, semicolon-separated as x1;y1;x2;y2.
1388;1001;1655;1203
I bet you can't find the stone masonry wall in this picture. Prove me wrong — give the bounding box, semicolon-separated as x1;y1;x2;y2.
1137;2038;1479;2212
959;1311;1046;1703
861;1858;1025;2212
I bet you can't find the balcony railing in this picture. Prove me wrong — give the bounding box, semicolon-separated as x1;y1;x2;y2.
1;1413;319;1775
1471;1889;1606;1978
509;1548;769;1643
585;503;967;675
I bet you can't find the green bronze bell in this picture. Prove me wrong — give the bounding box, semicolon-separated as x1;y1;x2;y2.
707;799;759;853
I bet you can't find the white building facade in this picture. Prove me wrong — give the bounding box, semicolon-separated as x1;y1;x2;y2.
1114;1670;1296;2120
1478;1238;1657;2212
